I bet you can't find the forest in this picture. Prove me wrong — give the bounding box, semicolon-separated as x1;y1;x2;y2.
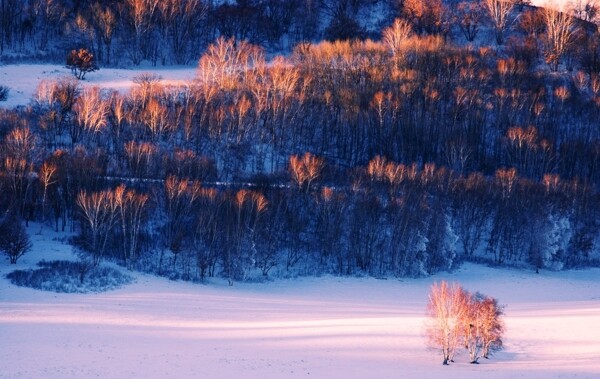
1;0;600;283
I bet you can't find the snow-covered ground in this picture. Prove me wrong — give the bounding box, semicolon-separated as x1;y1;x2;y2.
0;64;197;109
1;224;599;378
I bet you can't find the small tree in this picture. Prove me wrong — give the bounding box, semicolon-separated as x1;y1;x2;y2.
0;214;32;264
479;295;505;358
66;48;99;80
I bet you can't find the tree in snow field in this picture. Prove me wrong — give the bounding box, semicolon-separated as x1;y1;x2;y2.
463;293;505;363
425;281;469;365
425;281;505;364
66;48;99;80
477;294;505;359
0;213;32;264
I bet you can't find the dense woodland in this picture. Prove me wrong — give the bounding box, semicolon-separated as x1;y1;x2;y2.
2;0;600;282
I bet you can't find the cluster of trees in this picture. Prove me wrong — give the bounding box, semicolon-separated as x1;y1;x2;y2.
0;0;207;64
426;281;504;365
0;0;389;64
1;1;598;66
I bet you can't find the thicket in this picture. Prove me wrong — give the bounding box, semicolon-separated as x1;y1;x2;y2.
2;3;600;281
6;260;134;292
0;0;402;65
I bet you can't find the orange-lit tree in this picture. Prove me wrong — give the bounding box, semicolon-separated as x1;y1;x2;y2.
425;281;469;365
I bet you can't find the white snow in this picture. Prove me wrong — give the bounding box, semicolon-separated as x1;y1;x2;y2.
0;64;197;109
1;224;599;379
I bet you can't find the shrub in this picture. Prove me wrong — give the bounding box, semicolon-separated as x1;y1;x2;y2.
0;85;9;101
6;260;134;293
0;215;31;264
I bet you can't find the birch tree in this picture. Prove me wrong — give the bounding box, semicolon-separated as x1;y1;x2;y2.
425;281;469;365
483;0;517;45
542;4;578;71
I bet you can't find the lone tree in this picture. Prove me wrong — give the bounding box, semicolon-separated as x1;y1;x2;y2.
66;48;99;80
0;213;32;264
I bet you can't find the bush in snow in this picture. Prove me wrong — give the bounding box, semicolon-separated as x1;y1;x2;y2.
0;214;32;264
0;85;9;101
6;260;133;293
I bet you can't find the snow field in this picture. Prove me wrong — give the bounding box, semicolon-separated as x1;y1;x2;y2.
1;225;599;378
0;64;197;109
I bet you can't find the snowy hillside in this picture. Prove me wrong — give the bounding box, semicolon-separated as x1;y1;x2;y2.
1;225;599;378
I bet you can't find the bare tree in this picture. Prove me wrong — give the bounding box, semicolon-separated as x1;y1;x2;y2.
289;152;325;192
38;161;57;223
76;189;119;266
542;4;578;71
124;141;159;178
382;18;413;58
90;2;118;64
125;0;160;65
113;185;149;267
425;281;469;365
426;282;505;364
2;127;37;217
453;0;484;42
483;0;517;45
479;294;505;358
198;36;262;90
158;0;207;64
402;0;447;36
160;175;202;269
33;77;80;147
73;87;108;144
0;213;32;264
462;291;506;362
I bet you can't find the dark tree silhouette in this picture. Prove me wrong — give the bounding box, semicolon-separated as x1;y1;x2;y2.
0;213;32;264
66;48;99;80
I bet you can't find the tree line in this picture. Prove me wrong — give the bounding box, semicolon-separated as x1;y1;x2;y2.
1;0;598;66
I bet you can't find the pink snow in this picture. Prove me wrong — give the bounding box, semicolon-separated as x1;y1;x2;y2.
1;225;599;378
